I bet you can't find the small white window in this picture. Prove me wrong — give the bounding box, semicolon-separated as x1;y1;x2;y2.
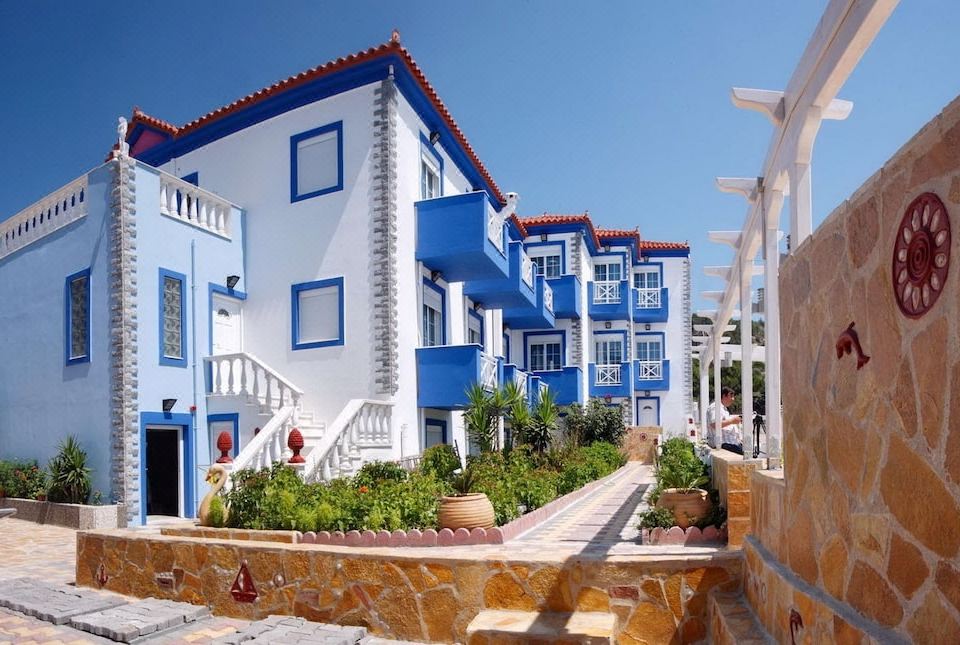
636;337;663;362
422;282;444;347
421;148;441;200
467;312;483;346
595;338;624;365
529;336;562;371
425;420;446;448
291;122;343;201
634;269;660;290
292;278;344;349
532;254;561;278
595;262;622;282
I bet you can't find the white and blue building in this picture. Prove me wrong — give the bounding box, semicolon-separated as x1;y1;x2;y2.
0;36;691;524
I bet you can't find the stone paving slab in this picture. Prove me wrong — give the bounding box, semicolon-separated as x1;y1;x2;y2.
0;576;128;625
68;597;209;642
210;615;367;645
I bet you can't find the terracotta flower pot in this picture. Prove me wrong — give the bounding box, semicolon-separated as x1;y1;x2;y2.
656;488;710;529
438;493;495;530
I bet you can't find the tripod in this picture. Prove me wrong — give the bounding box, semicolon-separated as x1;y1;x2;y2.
752;412;765;459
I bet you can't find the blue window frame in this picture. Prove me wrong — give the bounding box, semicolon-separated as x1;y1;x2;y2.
65;268;91;365
467;308;484;346
290;121;344;202
291;277;345;350
422;277;446;347
523;330;566;372
424;418;448;448
420;132;444;200
159;268;188;367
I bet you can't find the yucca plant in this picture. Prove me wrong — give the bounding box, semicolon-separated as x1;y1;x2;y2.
47;435;92;504
450;466;479;496
524;389;559;454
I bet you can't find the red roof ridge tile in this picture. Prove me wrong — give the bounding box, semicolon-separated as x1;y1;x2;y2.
639;240;690;250
127;38;505;204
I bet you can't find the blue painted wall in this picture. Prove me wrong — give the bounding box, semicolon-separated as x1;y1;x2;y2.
0;165;113;497
133;163;245;519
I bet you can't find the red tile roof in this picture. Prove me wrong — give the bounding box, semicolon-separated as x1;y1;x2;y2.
516;213;601;248
127;34;506;204
640;240;690;250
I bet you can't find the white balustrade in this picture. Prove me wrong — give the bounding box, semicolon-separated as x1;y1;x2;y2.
480;353;499;391
0;176;88;260
302;399;395;483
596;364;622;385
513;369;528;398
486;205;505;254
224;405;297;486
637;360;663;380
636;288;661;309
158;172;234;238
521;250;534;288
538;380;548;398
543;281;554;312
205;352;304;413
593;280;621;304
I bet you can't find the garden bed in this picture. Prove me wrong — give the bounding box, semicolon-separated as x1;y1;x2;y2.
0;497;125;529
172;463;630;547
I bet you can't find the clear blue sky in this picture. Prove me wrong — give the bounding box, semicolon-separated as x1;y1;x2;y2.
2;1;958;311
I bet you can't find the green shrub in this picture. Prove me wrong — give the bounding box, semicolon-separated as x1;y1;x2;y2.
47;435;92;504
354;460;408;489
656;438;708;492
207;496;226;528
637;506;675;529
582;441;626;472
563;400;626;447
0;460;49;500
419;444;461;482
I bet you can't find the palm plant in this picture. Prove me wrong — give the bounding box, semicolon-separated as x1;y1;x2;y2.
506;399;532;452
47;435;92;504
464;383;524;453
524;389;559;454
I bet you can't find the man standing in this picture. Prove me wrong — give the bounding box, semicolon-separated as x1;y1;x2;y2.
705;386;743;453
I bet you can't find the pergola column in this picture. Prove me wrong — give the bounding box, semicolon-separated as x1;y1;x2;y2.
763;189;785;466
739;257;754;459
790;162;813;250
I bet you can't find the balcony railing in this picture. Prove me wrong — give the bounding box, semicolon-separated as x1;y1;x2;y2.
487;206;505;254
543;281;554;312
595;364;622;385
480;353;499;390
521;250;534;288
593;280;621;304
0;175;88;260
637;360;663;380
513;369;529;397
636;288;661;309
159;172;234;238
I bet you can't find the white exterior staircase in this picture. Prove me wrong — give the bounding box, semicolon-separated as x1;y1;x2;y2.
204;353;392;487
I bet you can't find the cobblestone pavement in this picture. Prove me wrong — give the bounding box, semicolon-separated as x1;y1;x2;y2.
0;518;80;585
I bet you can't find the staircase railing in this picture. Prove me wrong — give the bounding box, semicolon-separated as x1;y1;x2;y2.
223;404;297;488
205;352;303;413
301;399;394;483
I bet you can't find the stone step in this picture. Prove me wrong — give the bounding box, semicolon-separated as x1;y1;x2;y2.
707;591;774;645
68;597;209;642
0;577;127;625
466;610;615;644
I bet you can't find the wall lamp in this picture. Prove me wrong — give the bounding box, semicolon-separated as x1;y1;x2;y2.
540;233;548;242
604;322;612;330
162;398;177;412
473;302;483;312
603;245;611;253
645;323;651;331
430;270;442;283
428;130;441;145
226;275;240;289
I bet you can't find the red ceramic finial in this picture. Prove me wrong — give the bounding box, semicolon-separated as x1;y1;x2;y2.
216;431;233;463
287;428;305;464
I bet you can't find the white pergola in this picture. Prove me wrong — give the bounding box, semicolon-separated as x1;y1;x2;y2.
694;0;899;466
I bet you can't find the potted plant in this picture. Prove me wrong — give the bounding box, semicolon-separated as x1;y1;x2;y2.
653;438;711;528
438;467;495;530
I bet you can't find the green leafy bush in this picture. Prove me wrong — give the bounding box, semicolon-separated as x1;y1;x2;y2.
419;444;461;482
207;496;226;528
637;506;675;529
47;436;92;504
656;438;709;492
0;460;48;500
563;400;626;447
353;461;408;489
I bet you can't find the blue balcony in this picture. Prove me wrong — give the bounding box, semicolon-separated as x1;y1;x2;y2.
547;275;582;319
634;359;670;391
416;192;509;283
588;362;633;398
416;344;501;410
633;287;669;324
463;242;537;309
527;374;542;408
534;366;583;406
587;280;631;321
502;363;533;401
502;276;556;329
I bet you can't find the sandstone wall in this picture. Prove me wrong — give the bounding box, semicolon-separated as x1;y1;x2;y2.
775;94;960;640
